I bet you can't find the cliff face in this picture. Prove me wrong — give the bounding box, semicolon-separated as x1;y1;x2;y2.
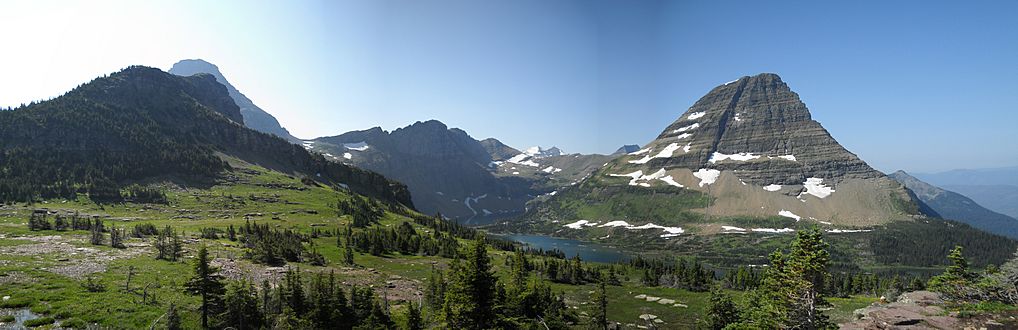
642;73;882;186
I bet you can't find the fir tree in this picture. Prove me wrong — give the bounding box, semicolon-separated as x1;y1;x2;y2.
220;280;263;329
443;236;497;329
701;287;739;329
405;302;424;330
166;302;181;330
591;278;609;330
185;246;226;329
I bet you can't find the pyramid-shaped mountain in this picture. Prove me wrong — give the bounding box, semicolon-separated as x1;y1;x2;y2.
523;73;923;230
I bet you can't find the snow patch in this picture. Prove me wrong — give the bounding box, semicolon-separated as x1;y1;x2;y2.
596;221;683;237
693;169;721;187
660;176;684;188
564;220;598;229
673;123;700;133
751;228;795;233
629;148;652;156
800;178;835;198
827;229;872;233
541;166;562;173
763;184;782;192
778;210;802;221
722;226;746;232
629;143;685;164
343;142;370;151
343;153;352;160
687;111;706;120
676;133;693;140
710;152;760;163
776;155;797;162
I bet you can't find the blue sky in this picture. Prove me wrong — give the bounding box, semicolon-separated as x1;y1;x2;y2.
1;0;1015;172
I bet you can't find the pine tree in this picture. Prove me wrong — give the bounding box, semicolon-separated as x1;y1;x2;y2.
701;287;739;329
344;234;355;266
442;236;497;329
405;302;424;330
185;246;226;329
220;280;263;329
928;245;975;299
591;278;609;330
166;302;182;330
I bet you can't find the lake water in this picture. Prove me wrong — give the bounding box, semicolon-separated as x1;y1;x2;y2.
499;234;630;263
0;308;44;329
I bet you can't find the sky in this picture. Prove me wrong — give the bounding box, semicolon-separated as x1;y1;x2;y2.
1;0;1016;173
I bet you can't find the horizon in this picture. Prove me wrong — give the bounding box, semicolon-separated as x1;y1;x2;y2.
1;0;1016;173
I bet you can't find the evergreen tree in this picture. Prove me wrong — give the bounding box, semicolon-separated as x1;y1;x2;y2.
591;278;609;330
344;234;355;266
166;302;181;330
185;246;226;329
443;236;497;329
701;287;739;329
220;280;263;329
405;302;423;330
928;245;976;299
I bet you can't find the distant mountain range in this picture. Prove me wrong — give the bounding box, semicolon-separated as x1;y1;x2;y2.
889;171;1018;239
914;167;1018;220
301;120;614;222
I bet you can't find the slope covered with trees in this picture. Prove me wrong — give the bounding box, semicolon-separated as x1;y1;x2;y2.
0;66;410;205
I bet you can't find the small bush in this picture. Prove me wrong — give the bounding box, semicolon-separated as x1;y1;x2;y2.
0;297;31;308
60;318;87;329
23;317;55;327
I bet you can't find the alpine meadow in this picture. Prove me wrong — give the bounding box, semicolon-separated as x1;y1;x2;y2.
2;1;1018;329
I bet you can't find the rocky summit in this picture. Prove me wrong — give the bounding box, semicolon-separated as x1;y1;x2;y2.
170;59;301;143
525;73;924;229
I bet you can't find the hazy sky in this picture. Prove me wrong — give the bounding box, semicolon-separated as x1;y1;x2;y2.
2;0;1016;172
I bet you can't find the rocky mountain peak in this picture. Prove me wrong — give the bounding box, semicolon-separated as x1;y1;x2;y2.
626;73;881;186
169;59;300;142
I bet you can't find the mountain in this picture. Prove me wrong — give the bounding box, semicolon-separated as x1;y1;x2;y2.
303;121;615;222
613;144;641;155
0;66;411;205
169;59;300;143
913;167;1018;219
478;138;521;161
520;73;921;230
889;171;1018;239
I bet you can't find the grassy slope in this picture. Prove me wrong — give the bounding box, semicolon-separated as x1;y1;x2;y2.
0;161;880;329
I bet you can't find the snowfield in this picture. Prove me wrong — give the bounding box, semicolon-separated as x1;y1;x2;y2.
563;220;598;229
343;142;370;151
687;111;706;120
763;184;782;192
673;123;700;133
590;221;684;238
693;169;721;186
800;177;835;198
778;210;802;221
709;152;760;163
751;228;795;233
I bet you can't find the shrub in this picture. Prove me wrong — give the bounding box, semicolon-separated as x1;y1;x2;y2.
23;317;55;327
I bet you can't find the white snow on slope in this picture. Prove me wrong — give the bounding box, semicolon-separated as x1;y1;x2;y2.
343;142;370;151
676;133;693;140
778;210;802;221
800;178;835;198
343;153;352;160
629;148;652;156
722;226;746;232
751;228;795;233
542;166;562;173
710;152;760;163
687;112;706;120
827;229;873;234
763;184;782;192
564;220;598;229
673;123;700;133
775;155;797;161
609;171;644;186
594;221;684;238
683;144;692;153
693;169;721;187
629;143;686;164
660;176;684;188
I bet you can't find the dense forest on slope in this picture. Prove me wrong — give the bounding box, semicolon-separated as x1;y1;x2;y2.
0;66;410;205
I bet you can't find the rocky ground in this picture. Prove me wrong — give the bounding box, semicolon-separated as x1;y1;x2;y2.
841;291;1017;330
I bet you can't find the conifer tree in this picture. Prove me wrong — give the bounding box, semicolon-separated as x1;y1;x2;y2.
591;278;609;330
220;280;263;329
186;246;226;329
166;302;181;330
701;286;739;329
443;236;497;329
405;302;424;330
